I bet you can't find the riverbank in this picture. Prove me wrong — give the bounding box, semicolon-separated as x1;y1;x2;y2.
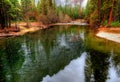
0;20;88;37
0;22;48;37
96;27;120;43
0;26;39;37
0;22;50;37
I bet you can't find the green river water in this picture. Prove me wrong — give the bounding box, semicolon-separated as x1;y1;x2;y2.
0;25;120;82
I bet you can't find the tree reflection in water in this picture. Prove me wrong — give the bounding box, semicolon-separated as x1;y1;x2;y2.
85;50;110;82
0;38;24;82
0;26;120;82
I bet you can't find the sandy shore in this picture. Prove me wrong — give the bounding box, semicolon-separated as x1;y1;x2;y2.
96;32;120;43
51;22;89;26
0;22;49;37
0;21;89;37
0;26;45;37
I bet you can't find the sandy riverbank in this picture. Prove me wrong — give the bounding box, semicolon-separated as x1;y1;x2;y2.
0;20;88;37
0;22;48;37
0;26;41;37
96;27;120;43
0;24;48;37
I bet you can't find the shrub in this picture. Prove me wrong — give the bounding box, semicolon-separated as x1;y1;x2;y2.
58;12;72;23
38;14;50;25
63;14;72;23
47;9;58;23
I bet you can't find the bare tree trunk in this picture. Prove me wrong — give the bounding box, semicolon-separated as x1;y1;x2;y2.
106;0;115;27
98;0;101;24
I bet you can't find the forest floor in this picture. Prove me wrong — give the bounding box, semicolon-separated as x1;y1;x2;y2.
96;27;120;43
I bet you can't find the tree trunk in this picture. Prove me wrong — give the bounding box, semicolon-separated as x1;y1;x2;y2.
106;0;115;27
98;0;101;24
118;1;120;22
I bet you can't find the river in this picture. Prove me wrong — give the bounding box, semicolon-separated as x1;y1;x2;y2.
0;25;120;82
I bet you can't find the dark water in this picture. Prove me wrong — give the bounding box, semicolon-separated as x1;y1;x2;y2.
0;26;120;82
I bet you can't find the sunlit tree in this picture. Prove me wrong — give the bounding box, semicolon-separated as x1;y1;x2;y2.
0;0;20;29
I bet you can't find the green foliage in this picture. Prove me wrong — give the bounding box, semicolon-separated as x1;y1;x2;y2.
37;0;58;24
84;0;99;25
21;0;33;18
110;22;120;27
21;0;37;27
56;6;81;19
0;0;21;29
0;0;85;27
90;10;99;24
104;21;120;27
84;0;120;27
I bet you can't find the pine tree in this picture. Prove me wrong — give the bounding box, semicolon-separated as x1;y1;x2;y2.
0;0;20;29
39;0;47;15
9;0;20;29
21;0;33;27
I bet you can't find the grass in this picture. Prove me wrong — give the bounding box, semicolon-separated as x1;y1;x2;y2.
103;20;120;27
110;21;120;27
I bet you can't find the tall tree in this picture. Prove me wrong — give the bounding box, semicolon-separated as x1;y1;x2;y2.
0;0;20;29
85;0;119;27
39;0;53;15
21;0;33;27
98;0;101;24
117;0;120;22
9;0;20;29
106;0;115;27
0;0;11;29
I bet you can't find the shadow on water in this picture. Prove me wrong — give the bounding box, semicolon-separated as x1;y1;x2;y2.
0;25;120;82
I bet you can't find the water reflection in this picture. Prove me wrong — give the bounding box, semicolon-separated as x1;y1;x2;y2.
85;28;120;82
0;26;120;82
0;26;85;82
0;38;24;82
85;50;110;82
42;49;120;82
42;52;87;82
107;51;120;82
107;60;120;82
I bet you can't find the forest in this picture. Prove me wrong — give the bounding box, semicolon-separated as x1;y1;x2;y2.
1;0;120;82
0;0;120;30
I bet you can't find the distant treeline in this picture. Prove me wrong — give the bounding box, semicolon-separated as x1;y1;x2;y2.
0;0;84;29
